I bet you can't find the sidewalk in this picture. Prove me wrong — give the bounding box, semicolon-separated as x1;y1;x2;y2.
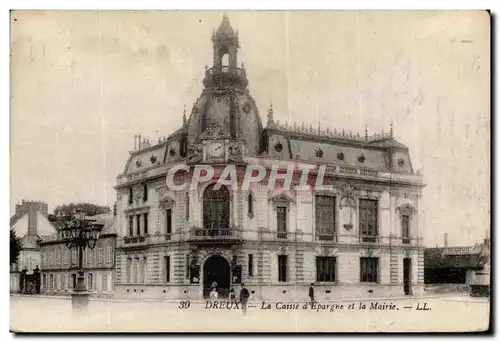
10;292;468;304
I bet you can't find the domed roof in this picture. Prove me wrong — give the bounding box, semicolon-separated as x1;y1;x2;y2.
187;90;263;155
215;14;235;39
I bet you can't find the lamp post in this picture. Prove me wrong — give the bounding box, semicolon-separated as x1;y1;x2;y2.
50;208;103;312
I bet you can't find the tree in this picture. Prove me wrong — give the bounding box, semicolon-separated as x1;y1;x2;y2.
53;202;111;217
10;229;23;266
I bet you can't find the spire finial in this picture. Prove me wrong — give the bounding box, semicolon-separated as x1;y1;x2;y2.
365;125;368;141
183;105;187;126
267;103;274;125
390;121;394;137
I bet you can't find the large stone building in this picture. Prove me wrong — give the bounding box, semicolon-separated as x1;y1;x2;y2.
114;15;425;301
10;200;57;293
38;213;118;297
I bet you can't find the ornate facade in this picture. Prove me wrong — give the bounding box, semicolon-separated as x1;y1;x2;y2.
114;15;425;301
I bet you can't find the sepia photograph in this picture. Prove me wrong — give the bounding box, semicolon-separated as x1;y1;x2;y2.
9;10;490;333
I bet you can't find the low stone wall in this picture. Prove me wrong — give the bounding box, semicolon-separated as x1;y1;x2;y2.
424;284;469;294
114;283;424;301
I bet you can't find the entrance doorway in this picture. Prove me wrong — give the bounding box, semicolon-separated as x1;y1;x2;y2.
203;255;231;298
403;258;412;295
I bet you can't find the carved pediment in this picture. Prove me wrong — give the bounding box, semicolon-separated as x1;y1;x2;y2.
360;249;381;258
314;246;339;256
397;203;416;214
268;190;295;204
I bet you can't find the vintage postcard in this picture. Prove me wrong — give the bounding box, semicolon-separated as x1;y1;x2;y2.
9;10;490;333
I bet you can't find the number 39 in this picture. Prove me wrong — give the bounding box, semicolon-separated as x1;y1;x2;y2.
178;300;191;309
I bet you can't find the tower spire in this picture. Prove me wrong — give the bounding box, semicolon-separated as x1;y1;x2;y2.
267;103;274;126
390;121;394;138
183;105;187;126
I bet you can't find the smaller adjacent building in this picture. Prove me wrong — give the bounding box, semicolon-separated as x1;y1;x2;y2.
424;237;490;296
10;200;57;293
39;214;118;297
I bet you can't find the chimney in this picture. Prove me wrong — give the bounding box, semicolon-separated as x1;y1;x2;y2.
444;233;448;247
113;203;117;217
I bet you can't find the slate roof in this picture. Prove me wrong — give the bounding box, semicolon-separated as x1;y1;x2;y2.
425;247;487;270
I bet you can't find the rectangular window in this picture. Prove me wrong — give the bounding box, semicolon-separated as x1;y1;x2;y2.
107;245;112;263
127;258;132;283
142;257;147;284
98;247;104;264
248;193;253;216
102;273;108;292
166;209;172;235
315;195;336;240
278;255;288;282
186;254;190;278
134;258;139;283
277;206;287;239
88;273;93;291
42;274;46;289
360;257;379;283
164;256;170;283
359;199;378;242
49;274;54;290
136;214;141;236
248;254;254;277
129;188;133;204
316;257;336;282
71;274;76;289
402;215;410;243
144;213;149;235
71;250;77;266
128;216;134;236
143;183;148;202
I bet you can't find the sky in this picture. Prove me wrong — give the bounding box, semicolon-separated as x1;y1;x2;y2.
10;11;490;247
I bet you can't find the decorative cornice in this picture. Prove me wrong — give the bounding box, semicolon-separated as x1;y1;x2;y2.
267;120;393;143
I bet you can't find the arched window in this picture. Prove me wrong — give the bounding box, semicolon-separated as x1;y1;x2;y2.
203;184;230;231
221;53;229;67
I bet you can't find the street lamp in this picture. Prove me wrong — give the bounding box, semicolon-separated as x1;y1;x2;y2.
50;208;103;312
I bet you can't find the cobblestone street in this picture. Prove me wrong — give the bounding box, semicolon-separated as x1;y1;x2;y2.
10;294;490;332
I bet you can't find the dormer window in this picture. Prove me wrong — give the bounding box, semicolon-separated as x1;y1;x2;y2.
275;143;283;152
358;154;365;163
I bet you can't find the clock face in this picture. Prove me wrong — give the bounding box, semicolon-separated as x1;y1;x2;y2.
207;142;223;157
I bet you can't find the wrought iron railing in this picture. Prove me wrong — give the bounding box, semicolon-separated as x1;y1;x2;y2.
123;235;149;244
205;66;246;78
189;228;242;240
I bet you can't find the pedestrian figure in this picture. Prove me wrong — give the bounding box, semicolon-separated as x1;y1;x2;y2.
239;283;250;315
309;283;315;306
210;287;218;301
229;287;236;303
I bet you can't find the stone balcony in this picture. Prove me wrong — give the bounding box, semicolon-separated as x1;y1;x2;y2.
187;228;243;245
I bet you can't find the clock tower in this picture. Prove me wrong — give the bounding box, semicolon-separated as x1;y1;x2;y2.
185;14;263;164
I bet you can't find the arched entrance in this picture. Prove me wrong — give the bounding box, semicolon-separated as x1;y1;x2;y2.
203;255;231;298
